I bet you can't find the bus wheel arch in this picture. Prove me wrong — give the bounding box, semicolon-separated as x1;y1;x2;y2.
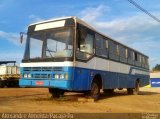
90;74;103;100
91;74;103;89
127;78;140;95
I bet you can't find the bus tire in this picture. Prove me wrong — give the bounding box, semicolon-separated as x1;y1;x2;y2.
133;80;140;95
48;88;64;98
90;81;100;100
0;80;5;88
127;80;140;95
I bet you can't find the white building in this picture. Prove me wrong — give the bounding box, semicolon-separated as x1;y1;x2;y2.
150;72;160;87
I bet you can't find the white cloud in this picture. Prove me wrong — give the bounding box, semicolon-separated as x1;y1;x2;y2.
0;52;23;65
0;31;22;46
80;5;110;22
79;5;160;68
29;14;44;23
1;4;159;68
0;31;25;64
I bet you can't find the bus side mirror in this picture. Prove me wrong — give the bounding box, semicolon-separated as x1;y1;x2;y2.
20;32;26;44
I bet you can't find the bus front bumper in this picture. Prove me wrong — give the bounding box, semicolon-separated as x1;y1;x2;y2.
19;79;72;90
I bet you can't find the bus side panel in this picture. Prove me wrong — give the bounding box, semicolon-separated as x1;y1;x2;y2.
129;67;150;87
72;61;149;91
139;75;150;87
103;72;149;89
73;67;109;91
118;73;128;88
107;72;119;89
72;68;149;91
127;74;136;88
73;67;91;91
103;72;135;89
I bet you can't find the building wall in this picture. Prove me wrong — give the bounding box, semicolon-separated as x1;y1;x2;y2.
150;72;160;87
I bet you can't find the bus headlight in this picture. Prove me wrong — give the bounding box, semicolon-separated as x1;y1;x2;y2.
54;74;59;79
65;73;68;80
28;74;31;78
54;74;68;79
23;74;31;78
59;74;64;79
24;74;27;78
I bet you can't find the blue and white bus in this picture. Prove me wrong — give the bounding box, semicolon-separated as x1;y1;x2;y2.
19;16;150;99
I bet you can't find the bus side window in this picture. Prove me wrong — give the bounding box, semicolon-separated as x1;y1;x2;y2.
134;53;141;67
76;25;94;60
141;56;143;67
119;45;127;63
139;55;142;67
126;48;128;59
145;57;149;69
109;40;119;61
95;34;108;58
116;44;119;56
147;58;149;69
105;40;108;49
134;52;138;61
127;49;134;65
141;56;145;68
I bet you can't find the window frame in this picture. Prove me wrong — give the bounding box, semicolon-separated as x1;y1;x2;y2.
95;33;109;58
76;24;95;61
74;23;149;70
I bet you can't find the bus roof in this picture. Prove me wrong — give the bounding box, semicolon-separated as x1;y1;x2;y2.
29;16;148;58
29;16;95;30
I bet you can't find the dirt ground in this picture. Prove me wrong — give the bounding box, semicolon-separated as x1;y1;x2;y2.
0;87;160;113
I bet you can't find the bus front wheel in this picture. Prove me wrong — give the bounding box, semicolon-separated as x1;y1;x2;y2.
48;88;64;98
90;81;100;100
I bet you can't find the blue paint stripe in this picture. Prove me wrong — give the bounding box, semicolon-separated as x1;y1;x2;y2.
20;66;150;91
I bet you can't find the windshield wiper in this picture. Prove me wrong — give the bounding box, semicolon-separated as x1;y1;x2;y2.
46;46;56;57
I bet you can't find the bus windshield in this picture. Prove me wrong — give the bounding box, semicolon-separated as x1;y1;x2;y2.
24;28;74;60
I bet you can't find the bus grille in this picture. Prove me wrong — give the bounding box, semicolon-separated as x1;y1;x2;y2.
33;74;51;79
23;67;63;72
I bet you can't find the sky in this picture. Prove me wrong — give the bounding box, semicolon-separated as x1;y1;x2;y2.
0;0;160;69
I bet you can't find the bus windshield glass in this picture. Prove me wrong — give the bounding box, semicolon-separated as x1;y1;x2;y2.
24;28;73;60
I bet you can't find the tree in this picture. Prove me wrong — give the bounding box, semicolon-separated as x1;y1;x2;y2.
152;64;160;71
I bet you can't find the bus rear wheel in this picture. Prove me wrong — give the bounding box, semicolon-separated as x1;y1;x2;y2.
0;80;5;88
90;81;100;100
133;80;140;95
48;88;64;98
127;80;140;95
